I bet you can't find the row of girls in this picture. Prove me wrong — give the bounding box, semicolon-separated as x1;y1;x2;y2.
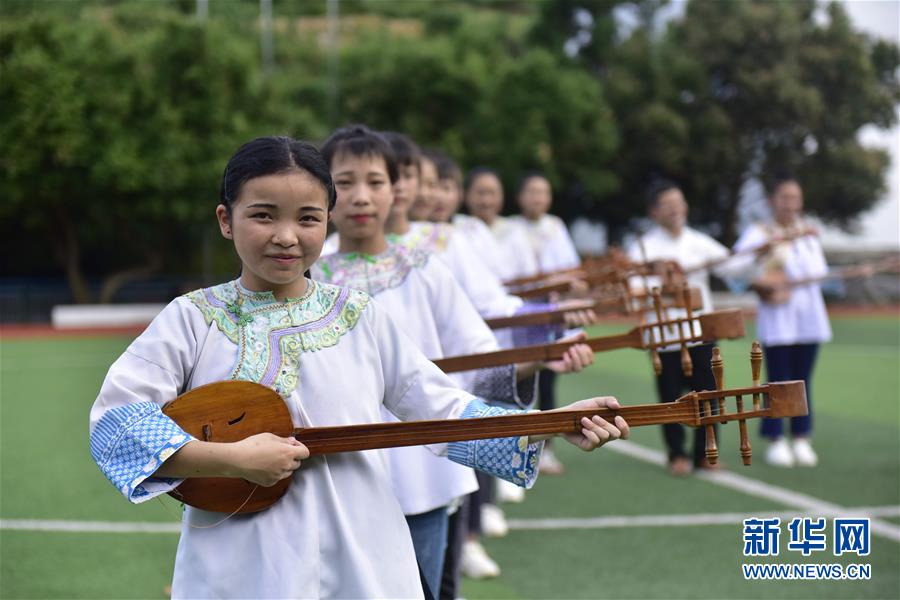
88;126;624;600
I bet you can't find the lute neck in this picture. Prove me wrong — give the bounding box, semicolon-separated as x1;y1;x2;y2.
293;401;698;456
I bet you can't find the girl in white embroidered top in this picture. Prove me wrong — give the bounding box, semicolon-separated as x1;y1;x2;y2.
731;174;831;468
379;133;524;322
310;125;597;597
427;152;509;282
462;166;539;282
509;173;583;475
509;173;581;274
88;136;629;600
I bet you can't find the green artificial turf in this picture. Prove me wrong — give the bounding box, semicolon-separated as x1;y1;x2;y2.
1;315;897;599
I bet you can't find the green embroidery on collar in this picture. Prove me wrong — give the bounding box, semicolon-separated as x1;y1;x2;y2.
184;280;369;396
393;223;453;254
312;244;430;296
225;296;254;327
346;252;378;264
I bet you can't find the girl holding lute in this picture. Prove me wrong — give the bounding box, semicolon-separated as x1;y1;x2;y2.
311;124;595;595
731;174;830;468
88;136;628;599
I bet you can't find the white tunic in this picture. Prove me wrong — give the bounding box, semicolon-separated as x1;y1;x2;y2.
314;246;527;516
391;222;523;319
626;226;731;350
481;216;540;282
89;279;541;599
510;214;581;272
321;231;339;256
732;223;832;346
451;214;507;280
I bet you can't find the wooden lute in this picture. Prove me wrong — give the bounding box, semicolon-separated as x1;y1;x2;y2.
161;350;806;514
753;256;900;304
435;307;745;375
484;287;703;330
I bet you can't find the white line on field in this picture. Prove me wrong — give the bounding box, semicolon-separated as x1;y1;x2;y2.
0;519;181;533
3;505;898;535
606;440;900;542
508;505;900;531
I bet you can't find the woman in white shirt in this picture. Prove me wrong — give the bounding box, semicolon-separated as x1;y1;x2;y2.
732;175;831;468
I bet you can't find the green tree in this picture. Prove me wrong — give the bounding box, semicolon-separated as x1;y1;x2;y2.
668;0;899;241
335;8;619;219
531;0;899;241
0;7;284;301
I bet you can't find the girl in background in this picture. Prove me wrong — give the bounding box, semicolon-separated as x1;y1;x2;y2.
312;125;596;595
510;173;583;475
463;167;539;282
732;174;830;467
510;173;581;274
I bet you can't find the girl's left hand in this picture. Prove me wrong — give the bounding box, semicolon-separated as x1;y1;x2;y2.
558;397;630;451
543;331;594;373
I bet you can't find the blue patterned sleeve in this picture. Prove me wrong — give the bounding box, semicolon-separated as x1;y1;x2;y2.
447;399;544;489
90;402;194;504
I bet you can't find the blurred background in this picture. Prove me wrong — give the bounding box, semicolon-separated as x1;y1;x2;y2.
1;0;898;321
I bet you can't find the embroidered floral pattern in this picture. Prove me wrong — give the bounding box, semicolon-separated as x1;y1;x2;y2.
185;280;369;397
446;399;543;488
312;244;431;297
389;222;454;255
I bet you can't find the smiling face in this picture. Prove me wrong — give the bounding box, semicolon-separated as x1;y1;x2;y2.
517;176;552;220
215;170;329;298
409;157;437;222
464;172;504;225
329;151;394;253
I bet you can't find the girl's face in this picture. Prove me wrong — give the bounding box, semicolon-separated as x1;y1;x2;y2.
430;177;462;223
650;188;688;234
464;173;503;225
518;176;552;219
409;157;437;221
329;151;394;243
769;181;804;226
391;162;420;219
216;170;328;298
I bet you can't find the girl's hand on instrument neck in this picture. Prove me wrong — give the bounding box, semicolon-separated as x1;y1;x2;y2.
542;331;594;374
530;397;629;450
231;433;310;487
560;304;598;328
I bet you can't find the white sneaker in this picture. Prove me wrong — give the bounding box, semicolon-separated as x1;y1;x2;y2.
766;438;795;467
496;478;525;504
460;540;501;579
480;503;508;537
792;438;818;467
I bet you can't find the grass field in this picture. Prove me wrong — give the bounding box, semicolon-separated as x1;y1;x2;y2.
1;315;898;599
